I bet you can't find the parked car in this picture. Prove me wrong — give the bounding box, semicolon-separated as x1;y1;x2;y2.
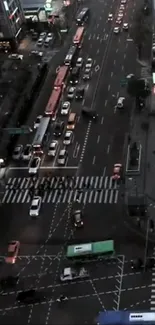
60;267;89;282
53;121;64;137
16;289;45;304
57;149;67;165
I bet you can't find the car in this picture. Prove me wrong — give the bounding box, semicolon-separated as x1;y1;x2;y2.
61;101;70;115
53;121;64;137
82;107;98;120
117;97;125;108
123;23;129;30
16;289;45;304
114;27;120;34
0;276;19;289
70;67;80;84
116;17;122;24
118;11;124;17
57;149;67;165
112;163;122;180
37;38;44;46
67;87;75;99
108;13;113;21
76;57;83;67
60;267;89;282
85;57;93;70
29;196;42;217
34;115;42;129
73;210;83;227
120;4;125;10
28;157;41;174
48;140;58;157
131;258;143;270
47;32;53;38
39;32;46;39
5;241;20;264
30;50;43;57
83;72;90;80
12;144;23;160
121;0;126;3
32;32;38;40
76;86;85;99
8;54;23;60
63;131;73;145
22;144;32;161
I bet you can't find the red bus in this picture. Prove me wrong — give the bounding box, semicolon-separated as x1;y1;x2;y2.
54;65;69;89
73;27;85;48
45;88;62;116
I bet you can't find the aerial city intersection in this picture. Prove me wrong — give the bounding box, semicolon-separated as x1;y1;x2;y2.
0;0;153;323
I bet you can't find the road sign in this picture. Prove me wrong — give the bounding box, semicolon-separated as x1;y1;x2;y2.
3;126;32;135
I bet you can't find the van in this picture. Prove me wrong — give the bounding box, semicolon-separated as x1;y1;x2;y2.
67;113;77;130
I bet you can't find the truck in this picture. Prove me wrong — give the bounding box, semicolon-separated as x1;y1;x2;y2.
60;267;89;282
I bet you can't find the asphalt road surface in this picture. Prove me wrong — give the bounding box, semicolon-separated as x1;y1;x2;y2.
0;0;153;323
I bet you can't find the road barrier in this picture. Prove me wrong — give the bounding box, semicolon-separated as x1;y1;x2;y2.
125;143;142;175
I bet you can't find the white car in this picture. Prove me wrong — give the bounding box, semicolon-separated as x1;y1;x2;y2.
12;145;23;160
123;23;129;30
83;73;90;80
57;149;67;165
30;50;43;57
67;87;75;99
40;32;46;39
118;11;124;17
37;38;44;46
120;4;125;10
60;267;89;282
61;101;70;115
34;115;42;129
8;54;23;60
121;0;126;3
85;58;93;70
114;27;120;34
108;14;113;21
28;157;41;174
29;196;42;217
76;57;83;67
63;131;73;145
22;144;32;161
117;97;125;109
48;140;58;157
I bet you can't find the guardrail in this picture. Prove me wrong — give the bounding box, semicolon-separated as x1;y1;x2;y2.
125;143;142;175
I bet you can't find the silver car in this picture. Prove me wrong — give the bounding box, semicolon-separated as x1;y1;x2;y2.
12;145;23;160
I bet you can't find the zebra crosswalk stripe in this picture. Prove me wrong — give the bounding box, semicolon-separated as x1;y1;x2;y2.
2;176;120;204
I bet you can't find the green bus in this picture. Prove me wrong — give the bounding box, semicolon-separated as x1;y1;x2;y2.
66;240;114;260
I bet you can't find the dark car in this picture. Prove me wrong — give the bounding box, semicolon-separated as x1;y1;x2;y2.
70;67;80;84
131;258;143;270
73;210;83;228
53;121;65;137
0;276;18;289
82;107;98;120
75;86;85;100
16;289;45;304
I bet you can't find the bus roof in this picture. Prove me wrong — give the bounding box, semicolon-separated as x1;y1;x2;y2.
93;240;114;254
45;88;61;115
32;117;50;146
73;27;85;43
54;66;69;88
97;311;155;325
66;240;114;257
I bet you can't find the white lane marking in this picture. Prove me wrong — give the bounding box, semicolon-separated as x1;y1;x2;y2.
103;166;107;177
92;156;96;165
101;117;104;124
107;145;110;154
105;99;107;106
97;135;100;144
111;71;113;77
108;84;111;91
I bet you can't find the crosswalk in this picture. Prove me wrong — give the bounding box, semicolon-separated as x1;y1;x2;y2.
2;176;120;204
151;250;155;310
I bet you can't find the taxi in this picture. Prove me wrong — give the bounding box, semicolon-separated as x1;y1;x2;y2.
5;241;20;264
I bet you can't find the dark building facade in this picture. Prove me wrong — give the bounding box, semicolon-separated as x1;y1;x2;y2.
0;0;25;50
